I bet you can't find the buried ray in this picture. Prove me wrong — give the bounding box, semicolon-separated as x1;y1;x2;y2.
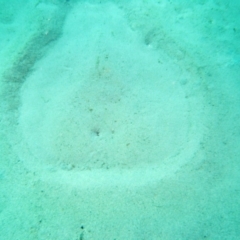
16;2;205;186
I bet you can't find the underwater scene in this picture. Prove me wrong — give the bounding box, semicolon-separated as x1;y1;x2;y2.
0;0;240;239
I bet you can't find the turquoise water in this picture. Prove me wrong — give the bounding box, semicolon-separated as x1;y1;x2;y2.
0;0;240;239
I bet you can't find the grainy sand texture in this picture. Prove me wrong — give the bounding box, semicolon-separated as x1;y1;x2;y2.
0;0;240;239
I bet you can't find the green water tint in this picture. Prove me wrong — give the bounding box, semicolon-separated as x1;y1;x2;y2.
0;0;240;239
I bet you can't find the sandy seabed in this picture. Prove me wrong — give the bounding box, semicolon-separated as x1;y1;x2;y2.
0;0;240;239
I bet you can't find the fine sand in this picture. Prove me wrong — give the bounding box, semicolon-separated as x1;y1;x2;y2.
0;0;240;239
